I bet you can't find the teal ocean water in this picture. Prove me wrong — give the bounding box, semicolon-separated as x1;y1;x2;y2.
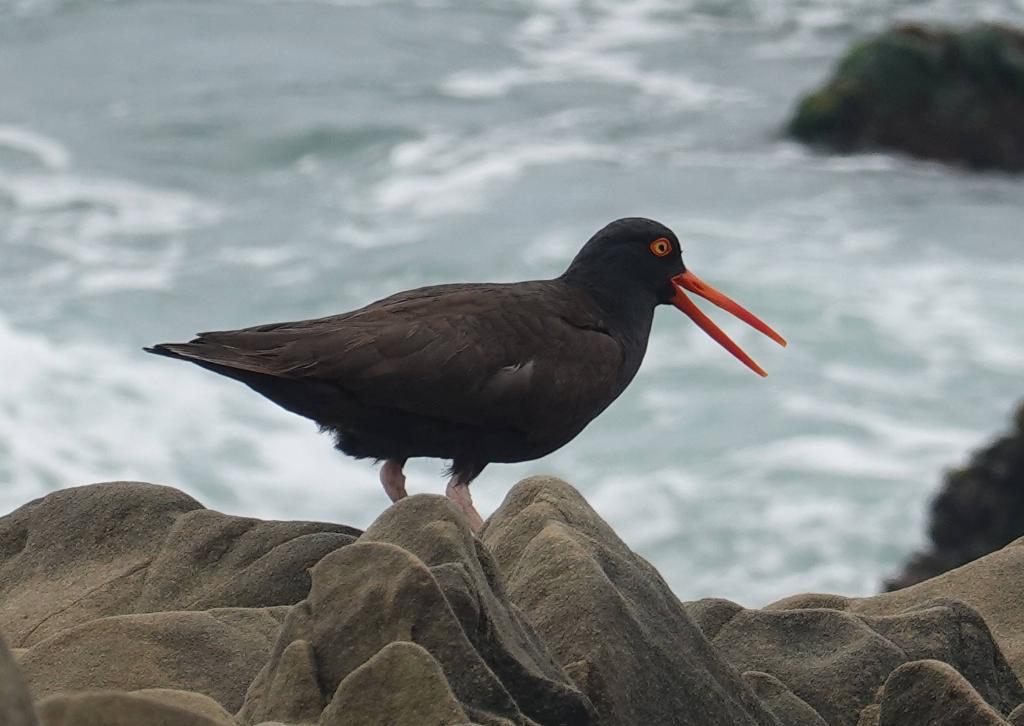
2;0;1023;605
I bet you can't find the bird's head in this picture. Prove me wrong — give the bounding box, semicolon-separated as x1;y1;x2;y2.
564;217;787;376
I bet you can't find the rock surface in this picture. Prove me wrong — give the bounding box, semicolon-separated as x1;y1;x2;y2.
870;660;1012;726
239;494;598;726
788;23;1024;171
36;691;236;726
19;608;286;713
481;477;780;726
711;598;1023;726
1;634;37;726
2;476;1024;725
886;401;1024;591
0;482;358;648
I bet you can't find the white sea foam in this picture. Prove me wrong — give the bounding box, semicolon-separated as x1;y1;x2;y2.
733;436;918;478
374;139;608;217
342;125;616;224
0;316;394;524
0;172;221;240
0;141;222;296
439;0;741;108
0;124;71;170
780;395;981;453
855;261;1024;374
583;461;931;606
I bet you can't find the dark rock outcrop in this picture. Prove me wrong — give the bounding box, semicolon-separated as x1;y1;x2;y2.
788;23;1024;171
886;401;1024;591
2;477;1024;725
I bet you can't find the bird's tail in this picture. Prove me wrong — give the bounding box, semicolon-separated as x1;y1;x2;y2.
144;339;268;373
144;339;341;422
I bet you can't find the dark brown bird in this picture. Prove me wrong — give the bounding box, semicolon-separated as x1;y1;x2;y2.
146;218;785;530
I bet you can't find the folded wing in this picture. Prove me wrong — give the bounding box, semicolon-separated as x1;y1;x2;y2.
147;282;623;440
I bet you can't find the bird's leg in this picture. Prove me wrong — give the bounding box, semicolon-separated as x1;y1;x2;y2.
379;458;408;503
445;464;485;533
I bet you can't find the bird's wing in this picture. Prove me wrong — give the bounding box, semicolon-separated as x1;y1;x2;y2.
155;282;623;437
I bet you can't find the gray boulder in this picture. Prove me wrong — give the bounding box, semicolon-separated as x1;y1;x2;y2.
481;476;782;726
871;660;1012;726
711;598;1023;726
18;608;284;713
3;477;1023;726
0;482;203;646
742;672;828;726
773;536;1024;682
240;494;596;726
0;481;358;649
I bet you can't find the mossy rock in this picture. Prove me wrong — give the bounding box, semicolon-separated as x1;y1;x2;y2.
788;23;1024;171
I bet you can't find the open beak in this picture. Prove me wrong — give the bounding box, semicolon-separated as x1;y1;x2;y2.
671;270;787;377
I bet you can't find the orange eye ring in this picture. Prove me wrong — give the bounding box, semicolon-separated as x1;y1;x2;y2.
649;238;672;257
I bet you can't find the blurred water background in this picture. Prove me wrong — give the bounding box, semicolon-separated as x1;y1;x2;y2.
2;0;1023;605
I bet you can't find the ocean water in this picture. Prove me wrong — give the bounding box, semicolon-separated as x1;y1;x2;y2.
2;0;1023;606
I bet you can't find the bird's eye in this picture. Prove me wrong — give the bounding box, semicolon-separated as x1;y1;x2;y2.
649;238;672;257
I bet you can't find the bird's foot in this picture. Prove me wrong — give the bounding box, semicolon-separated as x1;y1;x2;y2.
379;459;408;503
445;480;484;533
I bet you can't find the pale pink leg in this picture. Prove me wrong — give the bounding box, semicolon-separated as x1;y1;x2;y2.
379;459;407;503
445;473;484;532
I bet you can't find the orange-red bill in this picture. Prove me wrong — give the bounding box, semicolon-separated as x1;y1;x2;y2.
670;270;787;377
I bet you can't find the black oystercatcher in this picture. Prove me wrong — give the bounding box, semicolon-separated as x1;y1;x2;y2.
146;218;785;530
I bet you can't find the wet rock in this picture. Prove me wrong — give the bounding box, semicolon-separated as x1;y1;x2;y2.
482;476;782;726
885;401;1024;591
788;23;1024;171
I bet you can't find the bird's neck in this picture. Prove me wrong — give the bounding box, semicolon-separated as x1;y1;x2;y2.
558;268;658;344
